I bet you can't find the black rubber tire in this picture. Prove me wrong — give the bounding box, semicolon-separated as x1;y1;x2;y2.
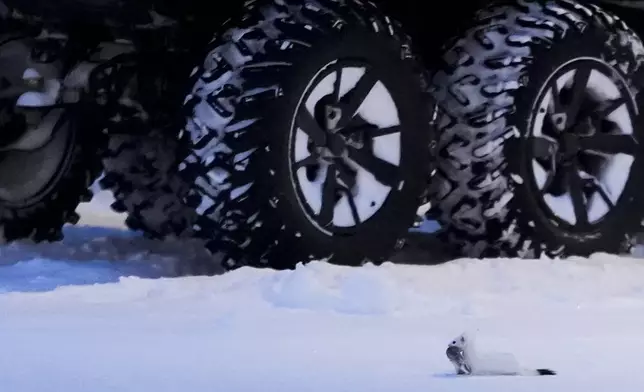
430;0;644;258
179;0;433;270
100;132;196;239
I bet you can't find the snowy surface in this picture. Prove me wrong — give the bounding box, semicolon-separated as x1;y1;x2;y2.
2;191;644;391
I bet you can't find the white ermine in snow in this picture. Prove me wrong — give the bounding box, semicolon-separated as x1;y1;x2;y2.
446;332;556;376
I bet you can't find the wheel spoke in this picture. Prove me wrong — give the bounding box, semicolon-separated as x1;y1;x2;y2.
540;172;556;195
340;187;361;225
585;177;615;208
564;65;592;127
370;125;400;138
296;107;327;146
596;97;627;119
578;133;638;155
336;163;356;189
348;146;399;187
534;159;556;194
529;136;558;160
541;116;562;138
332;65;343;103
318;163;337;227
567;164;588;226
337;69;378;129
341;124;400;140
294;154;320;170
547;77;563;115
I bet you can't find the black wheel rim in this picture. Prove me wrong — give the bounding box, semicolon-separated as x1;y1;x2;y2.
526;58;640;231
289;59;403;235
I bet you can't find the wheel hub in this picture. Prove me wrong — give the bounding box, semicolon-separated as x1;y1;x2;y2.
316;103;370;156
558;130;581;161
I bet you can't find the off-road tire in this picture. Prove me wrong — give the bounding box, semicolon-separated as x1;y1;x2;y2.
430;0;644;258
179;0;433;270
100;132;196;239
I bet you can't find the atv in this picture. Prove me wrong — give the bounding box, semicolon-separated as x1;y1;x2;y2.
1;0;643;271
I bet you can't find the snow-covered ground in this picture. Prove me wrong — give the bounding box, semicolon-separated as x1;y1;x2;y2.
2;191;644;391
